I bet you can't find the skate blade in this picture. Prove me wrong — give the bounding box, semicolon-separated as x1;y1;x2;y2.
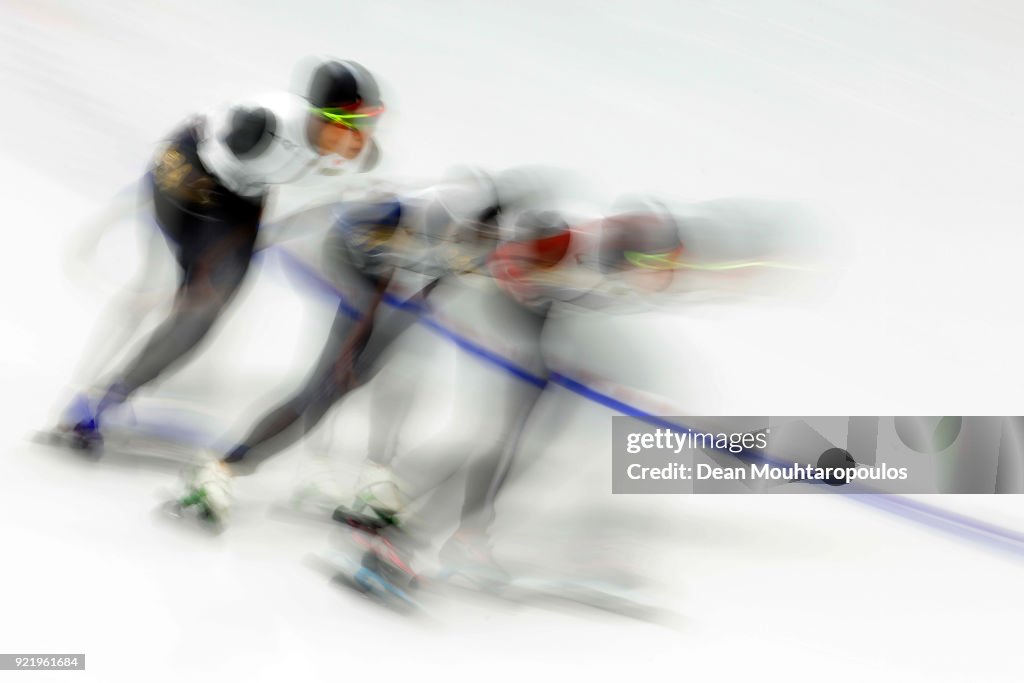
33;428;205;473
308;550;420;613
331;504;392;533
33;428;103;454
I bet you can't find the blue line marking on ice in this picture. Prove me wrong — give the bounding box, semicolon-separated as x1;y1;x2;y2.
96;190;1024;559
264;246;1024;558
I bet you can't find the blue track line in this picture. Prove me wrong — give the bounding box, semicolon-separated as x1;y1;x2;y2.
265;246;1024;560
78;191;1024;561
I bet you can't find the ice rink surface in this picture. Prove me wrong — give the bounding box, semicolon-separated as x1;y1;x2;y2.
3;1;1024;681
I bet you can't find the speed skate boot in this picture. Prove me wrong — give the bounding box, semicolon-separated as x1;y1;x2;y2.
52;395;104;452
170;455;233;526
329;464;420;607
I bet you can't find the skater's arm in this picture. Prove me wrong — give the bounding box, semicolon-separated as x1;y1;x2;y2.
329;271;392;388
223;106;276;159
197;103;278;197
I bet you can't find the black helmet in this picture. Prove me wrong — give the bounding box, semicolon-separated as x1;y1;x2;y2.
308;59;382;110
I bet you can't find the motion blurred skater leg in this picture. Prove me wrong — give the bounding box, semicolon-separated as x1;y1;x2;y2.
354;291;548;537
363;347;427;470
335;295;438;516
69;195;177;392
226;285;426;475
94;191;259;419
457;387;542;534
455;297;549;534
221;296;371;473
66;126;264;436
221;215;393;469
